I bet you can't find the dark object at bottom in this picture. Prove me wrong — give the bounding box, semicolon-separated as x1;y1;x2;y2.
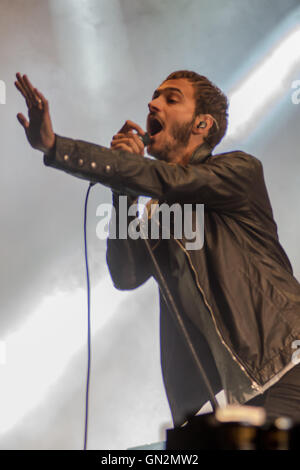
166;412;300;450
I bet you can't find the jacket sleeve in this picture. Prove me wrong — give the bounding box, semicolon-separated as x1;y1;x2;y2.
44;135;257;211
106;191;152;290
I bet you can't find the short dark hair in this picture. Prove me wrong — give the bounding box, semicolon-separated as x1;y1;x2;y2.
165;70;229;149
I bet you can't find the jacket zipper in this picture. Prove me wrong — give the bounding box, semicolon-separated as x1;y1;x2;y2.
174;238;263;393
147;199;263;393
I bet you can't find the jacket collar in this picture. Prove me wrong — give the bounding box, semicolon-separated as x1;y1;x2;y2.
189;142;212;164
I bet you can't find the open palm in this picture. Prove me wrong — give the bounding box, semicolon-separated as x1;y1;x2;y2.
15;73;55;154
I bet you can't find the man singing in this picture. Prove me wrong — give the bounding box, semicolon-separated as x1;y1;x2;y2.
15;70;300;427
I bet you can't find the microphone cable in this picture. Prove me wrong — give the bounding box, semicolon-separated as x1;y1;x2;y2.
83;182;95;450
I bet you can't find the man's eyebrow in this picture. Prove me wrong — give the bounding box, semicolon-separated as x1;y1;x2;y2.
152;87;184;99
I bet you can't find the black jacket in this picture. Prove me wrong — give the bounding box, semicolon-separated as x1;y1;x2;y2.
45;135;300;424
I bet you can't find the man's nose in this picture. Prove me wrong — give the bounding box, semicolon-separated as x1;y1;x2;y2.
148;98;161;113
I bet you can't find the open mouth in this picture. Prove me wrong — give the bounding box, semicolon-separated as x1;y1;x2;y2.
148;117;164;136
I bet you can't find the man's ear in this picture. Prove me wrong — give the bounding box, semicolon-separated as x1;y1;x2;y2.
192;114;215;135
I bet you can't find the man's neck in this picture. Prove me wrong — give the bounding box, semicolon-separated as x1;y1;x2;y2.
170;140;210;165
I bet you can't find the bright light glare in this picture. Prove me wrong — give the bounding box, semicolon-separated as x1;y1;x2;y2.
0;277;129;435
227;26;300;138
49;0;129;94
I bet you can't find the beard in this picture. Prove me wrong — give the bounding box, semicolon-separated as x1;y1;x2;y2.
149;116;195;162
170;118;195;146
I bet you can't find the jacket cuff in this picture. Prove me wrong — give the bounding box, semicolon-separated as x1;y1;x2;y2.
43;134;121;188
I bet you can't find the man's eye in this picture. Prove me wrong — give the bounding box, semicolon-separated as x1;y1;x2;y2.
167;98;178;103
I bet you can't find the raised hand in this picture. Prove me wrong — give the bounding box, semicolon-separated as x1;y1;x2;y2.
15;73;56;154
110;120;146;156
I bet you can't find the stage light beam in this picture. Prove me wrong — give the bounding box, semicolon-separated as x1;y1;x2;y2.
227;26;300;138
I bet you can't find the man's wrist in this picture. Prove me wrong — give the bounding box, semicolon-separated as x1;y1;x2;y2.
43;134;56;157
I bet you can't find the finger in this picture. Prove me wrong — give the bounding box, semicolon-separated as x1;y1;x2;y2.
16;74;34;102
112;143;135;153
118;120;145;136
112;133;127;141
111;137;136;145
112;131;144;153
22;74;38;103
130;132;145;153
33;88;48;111
112;132;142;144
111;137;140;154
110;138;133;149
17;113;29;130
15;77;31;103
15;74;38;109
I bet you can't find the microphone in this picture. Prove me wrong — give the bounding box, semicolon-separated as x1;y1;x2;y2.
139;132;151;146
